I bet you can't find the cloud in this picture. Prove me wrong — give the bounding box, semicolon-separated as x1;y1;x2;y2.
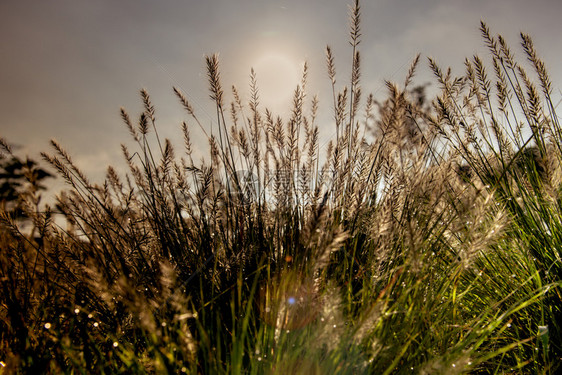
2;0;562;189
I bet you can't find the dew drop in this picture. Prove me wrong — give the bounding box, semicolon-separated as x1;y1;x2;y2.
113;342;119;348
44;323;52;329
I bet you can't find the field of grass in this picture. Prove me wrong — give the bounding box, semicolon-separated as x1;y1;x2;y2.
1;1;561;373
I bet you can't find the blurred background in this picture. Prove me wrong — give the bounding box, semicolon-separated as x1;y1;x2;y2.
2;0;562;190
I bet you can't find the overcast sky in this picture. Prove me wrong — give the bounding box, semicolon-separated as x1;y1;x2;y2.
2;0;562;187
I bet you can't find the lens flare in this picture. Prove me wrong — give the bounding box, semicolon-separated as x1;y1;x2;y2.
258;270;321;330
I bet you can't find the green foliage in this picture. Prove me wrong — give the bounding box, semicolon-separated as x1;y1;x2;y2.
1;2;561;373
0;149;53;220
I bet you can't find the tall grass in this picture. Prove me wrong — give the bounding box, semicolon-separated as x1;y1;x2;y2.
1;1;561;373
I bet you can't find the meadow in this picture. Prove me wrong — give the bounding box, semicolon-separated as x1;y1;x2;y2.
1;1;561;373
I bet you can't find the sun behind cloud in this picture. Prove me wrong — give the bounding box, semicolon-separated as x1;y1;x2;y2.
250;50;303;114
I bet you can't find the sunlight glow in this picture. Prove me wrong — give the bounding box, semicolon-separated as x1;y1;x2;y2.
251;51;302;113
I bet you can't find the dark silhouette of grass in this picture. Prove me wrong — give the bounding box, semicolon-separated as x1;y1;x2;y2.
1;2;561;373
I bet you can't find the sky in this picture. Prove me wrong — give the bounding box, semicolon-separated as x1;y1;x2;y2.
1;0;562;192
